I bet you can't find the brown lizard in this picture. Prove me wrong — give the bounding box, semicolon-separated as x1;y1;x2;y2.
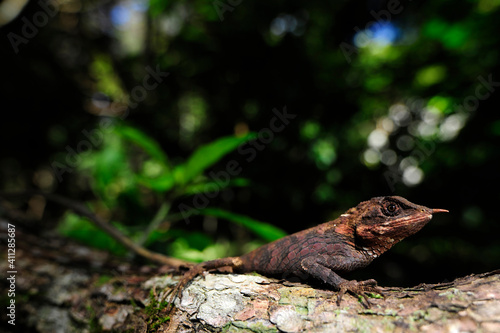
168;196;447;308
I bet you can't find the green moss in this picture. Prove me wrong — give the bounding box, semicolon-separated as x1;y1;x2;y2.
94;275;113;287
129;297;138;309
224;320;279;333
87;305;103;333
333;308;350;315
367;292;384;299
277;287;314;314
439;288;465;301
150;316;170;330
144;289;171;330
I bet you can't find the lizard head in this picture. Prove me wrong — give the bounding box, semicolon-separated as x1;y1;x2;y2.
351;196;447;254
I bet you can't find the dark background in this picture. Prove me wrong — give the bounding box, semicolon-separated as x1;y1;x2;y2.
1;0;499;287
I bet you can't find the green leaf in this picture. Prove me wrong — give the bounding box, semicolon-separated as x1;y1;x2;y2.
57;212;128;255
177;133;255;186
80;133;133;202
148;0;169;17
95;142;127;189
115;124;170;168
137;173;175;192
198;208;287;242
182;178;250;196
167;231;227;262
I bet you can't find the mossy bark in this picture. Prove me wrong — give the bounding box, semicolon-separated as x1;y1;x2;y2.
1;225;499;333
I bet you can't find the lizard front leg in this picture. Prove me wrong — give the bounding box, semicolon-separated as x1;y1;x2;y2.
300;256;383;307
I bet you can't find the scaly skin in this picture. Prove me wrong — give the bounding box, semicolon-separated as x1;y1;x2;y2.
168;196;447;308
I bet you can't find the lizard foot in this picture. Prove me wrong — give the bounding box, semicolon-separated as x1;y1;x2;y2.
164;264;206;314
337;279;384;308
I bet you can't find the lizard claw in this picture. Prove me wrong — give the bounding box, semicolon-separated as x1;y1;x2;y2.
337;279;384;308
164;264;206;314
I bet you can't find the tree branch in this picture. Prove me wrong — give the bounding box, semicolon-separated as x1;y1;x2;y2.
0;190;188;268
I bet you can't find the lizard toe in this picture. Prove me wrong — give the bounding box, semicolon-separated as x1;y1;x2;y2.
336;279;383;307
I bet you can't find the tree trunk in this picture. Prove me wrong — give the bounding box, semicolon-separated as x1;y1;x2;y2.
1;221;500;332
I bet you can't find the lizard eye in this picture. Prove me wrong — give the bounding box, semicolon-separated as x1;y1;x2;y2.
383;202;399;216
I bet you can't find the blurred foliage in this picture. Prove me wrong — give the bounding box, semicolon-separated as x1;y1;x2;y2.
1;0;500;285
199;208;287;242
58;211;129;255
55;121;283;261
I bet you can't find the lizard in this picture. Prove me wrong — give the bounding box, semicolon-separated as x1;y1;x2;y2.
167;196;448;309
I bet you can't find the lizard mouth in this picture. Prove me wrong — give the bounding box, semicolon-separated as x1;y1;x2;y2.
394;212;433;228
405;207;448;225
391;206;448;233
372;211;435;237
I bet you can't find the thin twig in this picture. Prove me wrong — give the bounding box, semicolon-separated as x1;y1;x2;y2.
0;190;188;268
136;201;171;247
